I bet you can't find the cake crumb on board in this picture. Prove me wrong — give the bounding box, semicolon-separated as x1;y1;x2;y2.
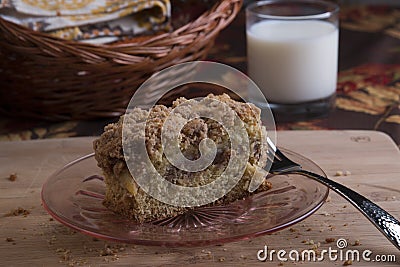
335;170;351;177
343;259;353;266
325;237;336;243
4;207;30;217
8;173;17;181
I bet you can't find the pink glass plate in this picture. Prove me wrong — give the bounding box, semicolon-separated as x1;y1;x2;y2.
41;148;329;247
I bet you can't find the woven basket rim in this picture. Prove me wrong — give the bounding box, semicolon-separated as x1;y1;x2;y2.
0;0;242;51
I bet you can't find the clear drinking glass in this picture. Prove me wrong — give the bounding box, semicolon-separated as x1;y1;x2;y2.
246;0;339;121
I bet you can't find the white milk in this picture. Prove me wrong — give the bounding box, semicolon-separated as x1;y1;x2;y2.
247;20;338;104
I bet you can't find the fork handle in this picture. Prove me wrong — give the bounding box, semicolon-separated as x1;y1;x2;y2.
293;169;400;251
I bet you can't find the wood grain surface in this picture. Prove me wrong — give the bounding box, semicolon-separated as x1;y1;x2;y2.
0;130;399;266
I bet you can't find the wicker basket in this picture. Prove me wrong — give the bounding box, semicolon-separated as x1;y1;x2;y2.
0;0;242;120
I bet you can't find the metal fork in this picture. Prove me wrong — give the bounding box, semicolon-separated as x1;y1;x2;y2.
266;138;400;251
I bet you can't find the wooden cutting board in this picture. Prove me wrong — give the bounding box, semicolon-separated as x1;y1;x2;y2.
0;130;399;266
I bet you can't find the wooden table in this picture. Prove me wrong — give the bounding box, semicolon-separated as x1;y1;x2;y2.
1;130;399;266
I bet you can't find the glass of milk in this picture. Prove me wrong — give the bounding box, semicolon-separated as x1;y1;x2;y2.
246;0;339;120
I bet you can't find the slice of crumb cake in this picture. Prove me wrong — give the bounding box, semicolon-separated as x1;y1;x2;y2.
93;94;272;223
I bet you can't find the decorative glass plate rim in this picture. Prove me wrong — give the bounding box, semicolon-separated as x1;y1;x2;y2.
41;148;330;247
